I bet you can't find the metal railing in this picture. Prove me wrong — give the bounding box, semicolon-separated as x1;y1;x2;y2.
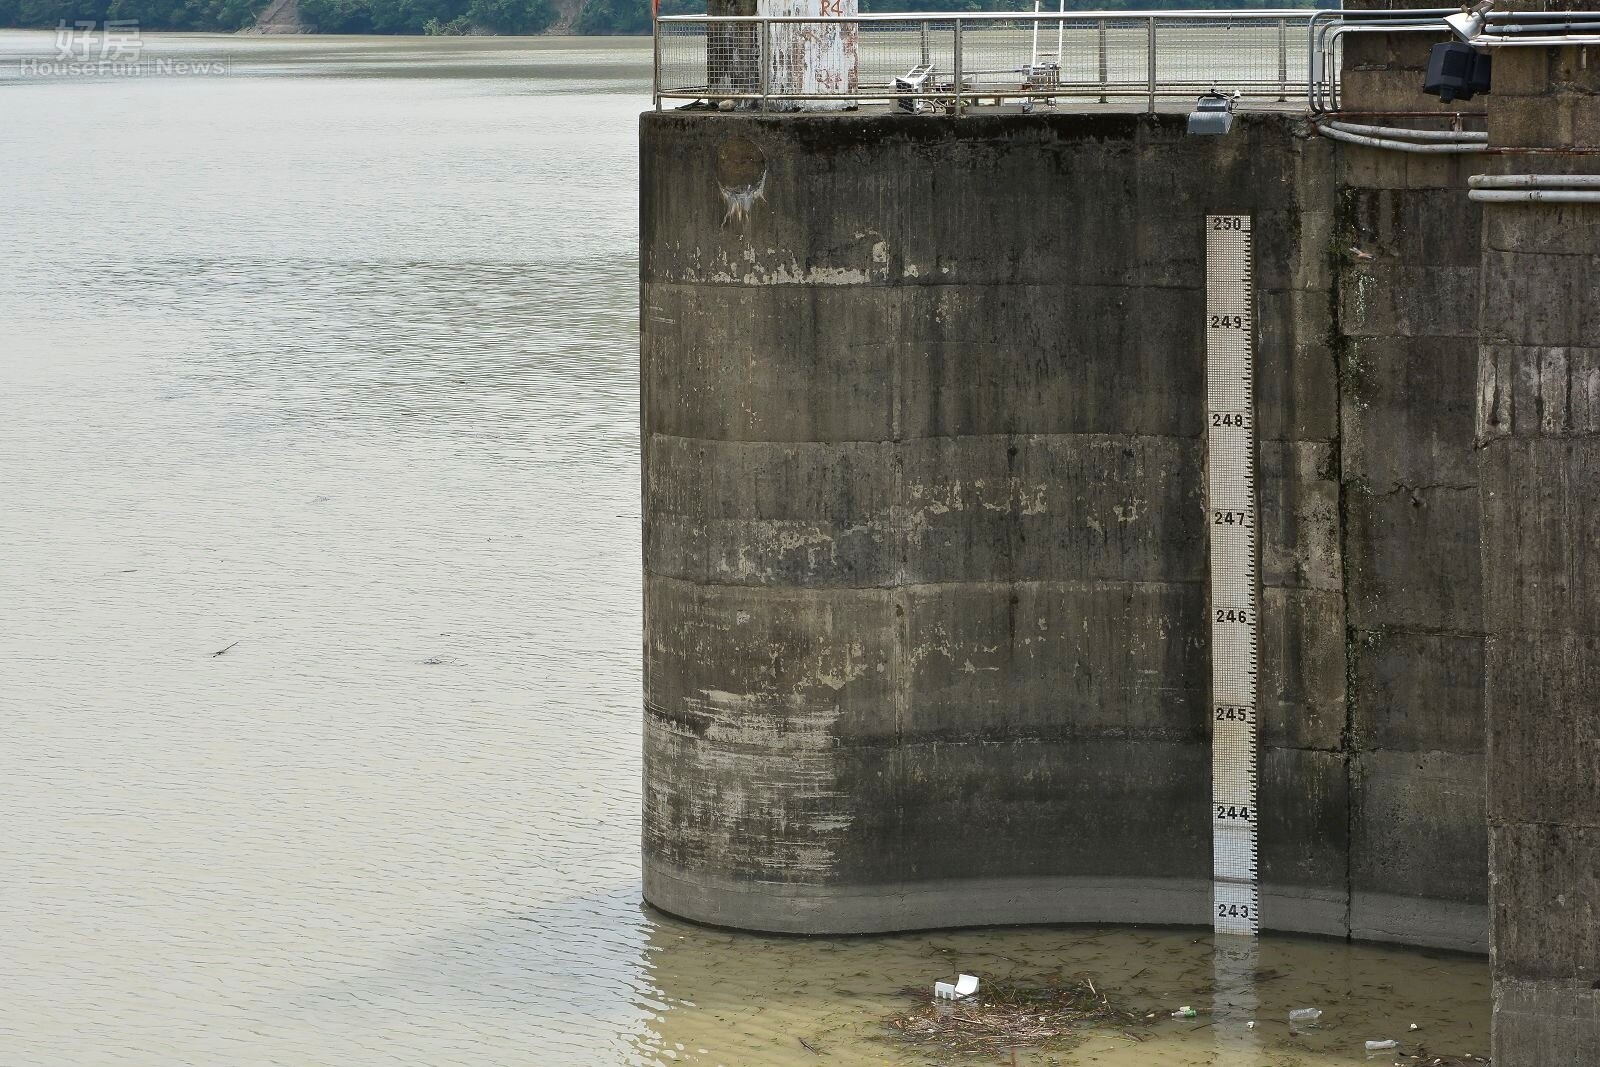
1306;8;1600;113
654;9;1321;114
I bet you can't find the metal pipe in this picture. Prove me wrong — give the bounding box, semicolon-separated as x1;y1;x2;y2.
1278;18;1288;101
657;9;1600;24
1323;120;1487;143
1319;22;1466;113
1056;0;1065;71
1331;110;1487;118
1097;19;1108;104
953;18;963;117
1315;124;1487;153
1471;174;1600;188
1146;15;1156;114
758;17;769;113
1313;13;1512;111
1469;189;1600;202
1313;20;1455;112
1477;20;1600;33
661;9;1326;22
1031;0;1041;67
1473;33;1600;45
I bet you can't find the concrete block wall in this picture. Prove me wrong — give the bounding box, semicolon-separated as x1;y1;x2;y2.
1334;147;1489;952
641;110;1492;949
1474;42;1600;1066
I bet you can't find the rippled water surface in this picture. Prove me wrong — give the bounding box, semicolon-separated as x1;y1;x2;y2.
0;31;1490;1067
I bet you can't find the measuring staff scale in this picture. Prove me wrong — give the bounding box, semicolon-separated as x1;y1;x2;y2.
1205;214;1261;939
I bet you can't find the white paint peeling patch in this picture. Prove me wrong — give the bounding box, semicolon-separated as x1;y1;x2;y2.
719;172;767;229
1114;498;1146;523
815;640;869;691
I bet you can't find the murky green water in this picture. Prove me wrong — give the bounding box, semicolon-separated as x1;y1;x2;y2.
0;31;1487;1067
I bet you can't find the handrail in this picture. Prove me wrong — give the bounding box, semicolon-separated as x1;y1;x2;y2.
657;9;1319;21
654;8;1321;114
652;7;1600;115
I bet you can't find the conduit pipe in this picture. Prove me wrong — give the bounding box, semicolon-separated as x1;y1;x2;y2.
1308;11;1600;111
1477;20;1600;34
1473;33;1600;45
1472;174;1600;187
1322;120;1486;143
1315;122;1487;153
1468;174;1600;203
1470;189;1600;201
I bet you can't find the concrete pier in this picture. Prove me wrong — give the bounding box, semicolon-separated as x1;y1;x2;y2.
641;18;1600;1063
641;111;1487;951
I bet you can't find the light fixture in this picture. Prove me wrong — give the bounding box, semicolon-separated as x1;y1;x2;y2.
1187;90;1237;136
1426;2;1494;102
1445;0;1494;42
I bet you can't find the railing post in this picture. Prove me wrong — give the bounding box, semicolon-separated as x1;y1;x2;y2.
952;18;963;116
652;5;661;111
1097;18;1108;103
1277;18;1288;102
1146;15;1156;114
920;20;930;68
758;16;769;112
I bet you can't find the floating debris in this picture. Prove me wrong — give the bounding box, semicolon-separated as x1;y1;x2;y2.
934;974;979;1000
1367;1038;1401;1052
1290;1006;1323;1023
886;972;1148;1059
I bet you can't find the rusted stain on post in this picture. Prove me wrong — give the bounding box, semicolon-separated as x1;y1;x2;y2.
763;0;858;111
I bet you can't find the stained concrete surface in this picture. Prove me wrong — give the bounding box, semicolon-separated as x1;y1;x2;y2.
641;110;1487;952
1474;41;1600;1066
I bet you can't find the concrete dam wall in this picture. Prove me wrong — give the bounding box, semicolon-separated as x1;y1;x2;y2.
640;110;1490;952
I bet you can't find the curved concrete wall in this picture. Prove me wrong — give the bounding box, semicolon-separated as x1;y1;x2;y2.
641;110;1485;951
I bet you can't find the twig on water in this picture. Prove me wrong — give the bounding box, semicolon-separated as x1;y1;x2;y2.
210;641;239;658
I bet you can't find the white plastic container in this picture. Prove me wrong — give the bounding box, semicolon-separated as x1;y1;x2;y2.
934;974;979;1000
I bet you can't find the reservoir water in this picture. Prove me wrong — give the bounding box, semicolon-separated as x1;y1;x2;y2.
0;31;1489;1066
